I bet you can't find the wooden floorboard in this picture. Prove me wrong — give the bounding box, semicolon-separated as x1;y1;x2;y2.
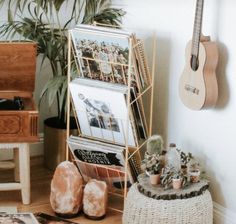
0;161;123;224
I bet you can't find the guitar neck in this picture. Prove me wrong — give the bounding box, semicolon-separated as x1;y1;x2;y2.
191;0;204;57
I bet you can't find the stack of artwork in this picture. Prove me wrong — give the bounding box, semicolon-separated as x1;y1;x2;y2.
68;24;151;188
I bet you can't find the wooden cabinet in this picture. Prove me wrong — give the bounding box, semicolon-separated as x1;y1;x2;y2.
0;42;39;143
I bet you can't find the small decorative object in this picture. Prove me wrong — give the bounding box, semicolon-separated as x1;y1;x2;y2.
189;161;201;183
141;135;164;185
83;179;108;220
141;153;162;185
172;170;182;190
149;173;161;185
161;166;187;190
172;169;187;190
189;169;201;183
177;149;193;174
146;135;164;155
50;161;83;218
146;134;166;167
166;143;181;171
160;166;174;190
189;159;201;182
172;178;182;190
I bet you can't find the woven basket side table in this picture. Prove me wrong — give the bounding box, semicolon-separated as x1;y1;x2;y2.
122;184;213;224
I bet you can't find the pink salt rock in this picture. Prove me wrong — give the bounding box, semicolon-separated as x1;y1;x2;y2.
83;179;108;219
50;161;83;217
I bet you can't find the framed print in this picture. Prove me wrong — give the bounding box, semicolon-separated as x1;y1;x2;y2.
69;78;137;146
70;25;136;85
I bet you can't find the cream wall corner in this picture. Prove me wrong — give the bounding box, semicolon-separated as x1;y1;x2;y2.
114;0;236;223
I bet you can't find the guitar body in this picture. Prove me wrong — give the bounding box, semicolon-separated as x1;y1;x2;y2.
179;39;218;110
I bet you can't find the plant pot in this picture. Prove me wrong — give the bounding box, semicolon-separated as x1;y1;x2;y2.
189;169;201;183
149;173;161;185
172;178;182;189
44;117;78;171
181;165;188;175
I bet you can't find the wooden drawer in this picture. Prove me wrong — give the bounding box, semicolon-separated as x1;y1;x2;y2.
0;110;39;143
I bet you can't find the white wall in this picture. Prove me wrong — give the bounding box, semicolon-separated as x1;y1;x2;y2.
114;0;236;220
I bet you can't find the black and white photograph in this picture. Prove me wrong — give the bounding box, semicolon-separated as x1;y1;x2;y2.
78;93;120;132
0;213;38;224
69;78;137;146
71;26;134;84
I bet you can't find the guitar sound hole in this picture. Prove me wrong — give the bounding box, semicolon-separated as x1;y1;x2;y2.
191;55;199;71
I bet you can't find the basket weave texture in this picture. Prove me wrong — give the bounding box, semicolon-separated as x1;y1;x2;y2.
122;184;213;224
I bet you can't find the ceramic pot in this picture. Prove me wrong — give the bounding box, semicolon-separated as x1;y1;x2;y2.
149;173;161;185
189;169;201;183
172;178;182;189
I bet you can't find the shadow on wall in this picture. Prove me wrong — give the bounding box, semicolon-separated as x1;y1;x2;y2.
212;0;230;110
144;36;171;144
215;42;229;109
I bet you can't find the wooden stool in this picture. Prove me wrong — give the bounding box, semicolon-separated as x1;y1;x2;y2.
0;143;30;205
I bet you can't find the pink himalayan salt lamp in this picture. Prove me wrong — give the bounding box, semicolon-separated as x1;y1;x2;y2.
83;179;108;220
50;161;83;218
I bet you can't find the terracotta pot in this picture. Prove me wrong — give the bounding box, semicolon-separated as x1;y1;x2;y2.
189;169;201;183
172;178;182;189
149;173;161;185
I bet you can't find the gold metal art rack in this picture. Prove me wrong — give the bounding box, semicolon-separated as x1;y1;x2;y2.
66;24;156;213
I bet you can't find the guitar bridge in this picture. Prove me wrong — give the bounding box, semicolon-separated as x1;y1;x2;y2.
184;84;199;95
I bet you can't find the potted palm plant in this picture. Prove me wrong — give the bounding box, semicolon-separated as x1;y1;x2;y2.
0;0;125;170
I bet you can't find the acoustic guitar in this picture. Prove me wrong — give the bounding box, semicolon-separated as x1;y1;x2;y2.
179;0;218;110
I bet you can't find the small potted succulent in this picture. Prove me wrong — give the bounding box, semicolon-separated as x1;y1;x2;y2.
177;149;193;175
160;166;174;190
141;153;162;185
189;161;201;183
172;169;187;190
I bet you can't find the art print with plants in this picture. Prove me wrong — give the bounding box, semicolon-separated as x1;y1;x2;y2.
0;0;125;127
